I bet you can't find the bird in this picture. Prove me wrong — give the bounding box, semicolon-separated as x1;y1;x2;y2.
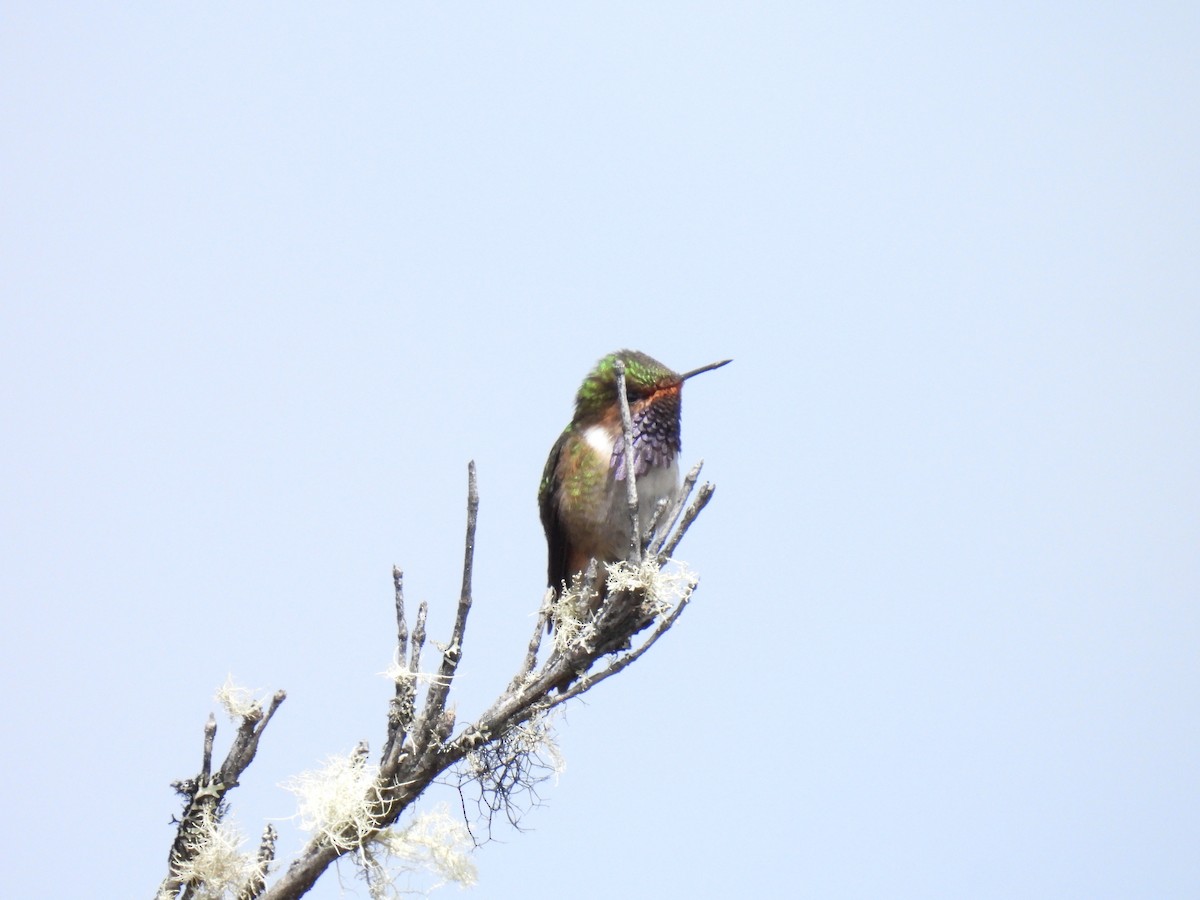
538;349;731;624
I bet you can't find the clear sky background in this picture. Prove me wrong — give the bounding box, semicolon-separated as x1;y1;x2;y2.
3;4;1198;898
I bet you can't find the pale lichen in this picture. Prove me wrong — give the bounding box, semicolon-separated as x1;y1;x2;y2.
550;577;600;653
215;675;267;720
380;657;450;687
606;557;698;617
162;807;256;900
284;749;384;851
375;806;479;890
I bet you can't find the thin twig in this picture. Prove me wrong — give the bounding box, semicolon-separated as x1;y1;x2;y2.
236;824;277;900
648;460;703;555
510;589;553;692
643;496;671;548
410;601;427;673
423;461;479;721
393;567;409;665
548;581;698;707
201;714;216;778
661;483;715;557
381;568;410;763
383;595;429;773
613;360;641;563
217;691;286;784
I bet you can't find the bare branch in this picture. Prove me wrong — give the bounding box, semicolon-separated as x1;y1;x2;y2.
423;461;479;722
410;600;427;673
393;568;408;661
218;690;285;785
549;580;698;707
661;482;715;558
201;714;216;779
643;496;671;544
381;568;411;764
158;691;287;900
161;452;718;900
236;824;277;900
509;589;553;693
613;359;642;562
648;459;704;555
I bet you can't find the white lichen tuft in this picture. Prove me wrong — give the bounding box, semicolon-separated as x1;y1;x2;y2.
168;807;256;899
380;656;450;687
551;579;599;653
552;559;698;652
606;557;698;617
215;675;266;720
374;806;479;890
284;749;383;851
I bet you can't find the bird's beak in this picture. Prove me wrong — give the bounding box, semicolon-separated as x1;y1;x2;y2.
680;358;733;381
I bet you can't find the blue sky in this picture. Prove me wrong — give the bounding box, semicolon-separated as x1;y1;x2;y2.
3;4;1198;897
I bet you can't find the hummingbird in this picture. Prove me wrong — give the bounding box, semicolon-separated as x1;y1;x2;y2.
538;350;731;611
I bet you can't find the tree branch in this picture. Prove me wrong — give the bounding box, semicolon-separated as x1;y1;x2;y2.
423;460;479;723
158;692;286;899
613;359;642;561
161;444;717;899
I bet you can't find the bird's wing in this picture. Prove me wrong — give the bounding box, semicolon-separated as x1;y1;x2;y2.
538;428;572;594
